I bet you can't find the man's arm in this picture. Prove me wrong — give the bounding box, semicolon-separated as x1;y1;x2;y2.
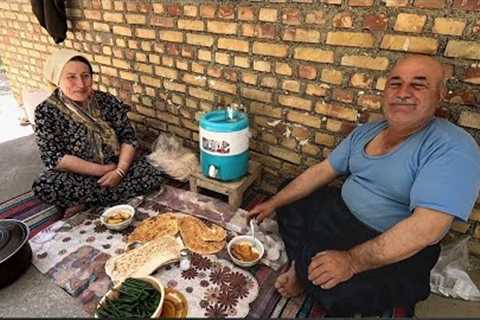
308;207;453;289
248;159;339;222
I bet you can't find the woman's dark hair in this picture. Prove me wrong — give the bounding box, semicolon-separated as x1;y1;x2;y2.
69;56;93;74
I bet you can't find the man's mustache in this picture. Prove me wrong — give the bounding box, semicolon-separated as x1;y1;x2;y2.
391;97;416;105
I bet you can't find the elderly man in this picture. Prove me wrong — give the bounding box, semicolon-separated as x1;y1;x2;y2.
249;55;480;316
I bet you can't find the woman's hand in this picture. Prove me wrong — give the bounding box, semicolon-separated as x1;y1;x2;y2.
97;169;122;188
99;163;117;176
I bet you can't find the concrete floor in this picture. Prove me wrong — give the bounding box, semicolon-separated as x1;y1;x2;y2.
0;76;479;317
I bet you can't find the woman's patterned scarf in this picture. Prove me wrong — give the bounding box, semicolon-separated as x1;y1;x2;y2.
46;89;119;162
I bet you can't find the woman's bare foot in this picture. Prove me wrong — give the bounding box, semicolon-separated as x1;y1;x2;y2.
63;204;86;219
274;261;304;298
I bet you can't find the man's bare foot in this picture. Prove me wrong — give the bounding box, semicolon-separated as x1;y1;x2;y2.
274;261;304;298
63;204;86;219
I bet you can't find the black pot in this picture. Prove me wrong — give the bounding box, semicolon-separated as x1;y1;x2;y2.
0;219;32;288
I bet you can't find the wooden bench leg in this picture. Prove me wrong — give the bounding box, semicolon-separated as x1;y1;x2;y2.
189;177;198;193
229;191;243;209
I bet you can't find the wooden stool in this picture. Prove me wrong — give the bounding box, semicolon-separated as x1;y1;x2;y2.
189;161;262;209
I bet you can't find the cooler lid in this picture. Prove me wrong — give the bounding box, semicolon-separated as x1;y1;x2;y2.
200;110;249;132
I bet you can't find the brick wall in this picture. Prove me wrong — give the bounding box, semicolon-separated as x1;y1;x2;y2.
0;0;480;254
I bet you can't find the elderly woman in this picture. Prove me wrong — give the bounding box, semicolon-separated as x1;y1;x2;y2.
32;49;164;217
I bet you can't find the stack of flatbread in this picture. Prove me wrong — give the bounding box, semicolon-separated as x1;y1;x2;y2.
178;215;226;255
105;235;182;284
127;212;178;243
127;212;226;255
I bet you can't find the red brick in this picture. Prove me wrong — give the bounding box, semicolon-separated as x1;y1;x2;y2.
282;8;301;25
459;111;480;129
253;42;288;57
326;32;375;48
218;5;234;19
349;0;374;5
445;40;480;60
305;10;326;25
464;67;480;85
306;84;329;97
151;16;175;28
282;80;301;92
453;0;480;10
298;65;317;80
162;44;177;56
315;102;358;122
238;6;255;21
351;73;373;88
224;69;238;82
320;0;342;4
333;88;354;103
164;4;182;16
207;21;237;34
283;27;320;43
259;8;278;22
394;13;426;33
294;47;334;63
287;110;322;128
381;35;438;54
363;14;388;31
279;95;312;113
446;90;477;105
414;0;445;8
358;95;383;110
292;126;310;140
200;4;216;18
242;24;275;39
333;12;353;28
385;0;409;6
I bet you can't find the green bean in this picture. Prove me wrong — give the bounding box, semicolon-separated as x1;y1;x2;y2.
96;278;161;319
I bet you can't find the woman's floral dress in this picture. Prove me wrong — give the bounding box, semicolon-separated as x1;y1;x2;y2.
32;90;163;208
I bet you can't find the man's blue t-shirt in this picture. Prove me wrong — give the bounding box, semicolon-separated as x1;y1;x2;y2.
328;118;480;232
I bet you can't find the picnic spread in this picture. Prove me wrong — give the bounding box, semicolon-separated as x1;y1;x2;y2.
29;185;288;317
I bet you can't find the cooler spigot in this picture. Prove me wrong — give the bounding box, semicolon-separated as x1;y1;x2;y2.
208;164;218;178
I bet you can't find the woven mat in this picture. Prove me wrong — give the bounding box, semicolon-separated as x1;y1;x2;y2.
30;186;268;316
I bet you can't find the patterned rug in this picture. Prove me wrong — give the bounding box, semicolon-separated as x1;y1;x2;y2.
3;185;410;318
0;191;61;238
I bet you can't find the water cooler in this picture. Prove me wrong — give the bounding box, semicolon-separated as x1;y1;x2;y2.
199;108;249;181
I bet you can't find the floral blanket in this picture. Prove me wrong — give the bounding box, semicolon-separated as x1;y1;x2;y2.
30;186;282;316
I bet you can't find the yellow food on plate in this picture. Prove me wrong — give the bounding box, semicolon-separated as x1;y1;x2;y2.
105;210;131;224
231;241;259;262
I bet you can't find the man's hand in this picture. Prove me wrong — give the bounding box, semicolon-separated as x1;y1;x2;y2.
247;200;276;223
97;169;122;188
308;250;357;290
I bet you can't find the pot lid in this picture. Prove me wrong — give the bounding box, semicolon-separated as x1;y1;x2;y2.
0;219;29;262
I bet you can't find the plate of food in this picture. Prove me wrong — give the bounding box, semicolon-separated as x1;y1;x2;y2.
160;288;188;318
227;235;264;268
101;204;135;231
95;276;164;318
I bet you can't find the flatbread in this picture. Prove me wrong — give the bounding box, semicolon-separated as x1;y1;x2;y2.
178;216;226;255
105;235;182;284
127;212;178;243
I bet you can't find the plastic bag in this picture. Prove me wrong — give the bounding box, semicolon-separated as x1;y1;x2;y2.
430;236;480;301
146;134;198;181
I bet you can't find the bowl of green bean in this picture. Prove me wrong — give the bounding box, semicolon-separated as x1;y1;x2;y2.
95;276;165;318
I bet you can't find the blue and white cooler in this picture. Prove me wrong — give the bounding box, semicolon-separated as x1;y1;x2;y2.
199;109;249;181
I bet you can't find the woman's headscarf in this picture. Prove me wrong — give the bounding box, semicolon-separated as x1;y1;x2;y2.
43;49;91;87
42;49;119;163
